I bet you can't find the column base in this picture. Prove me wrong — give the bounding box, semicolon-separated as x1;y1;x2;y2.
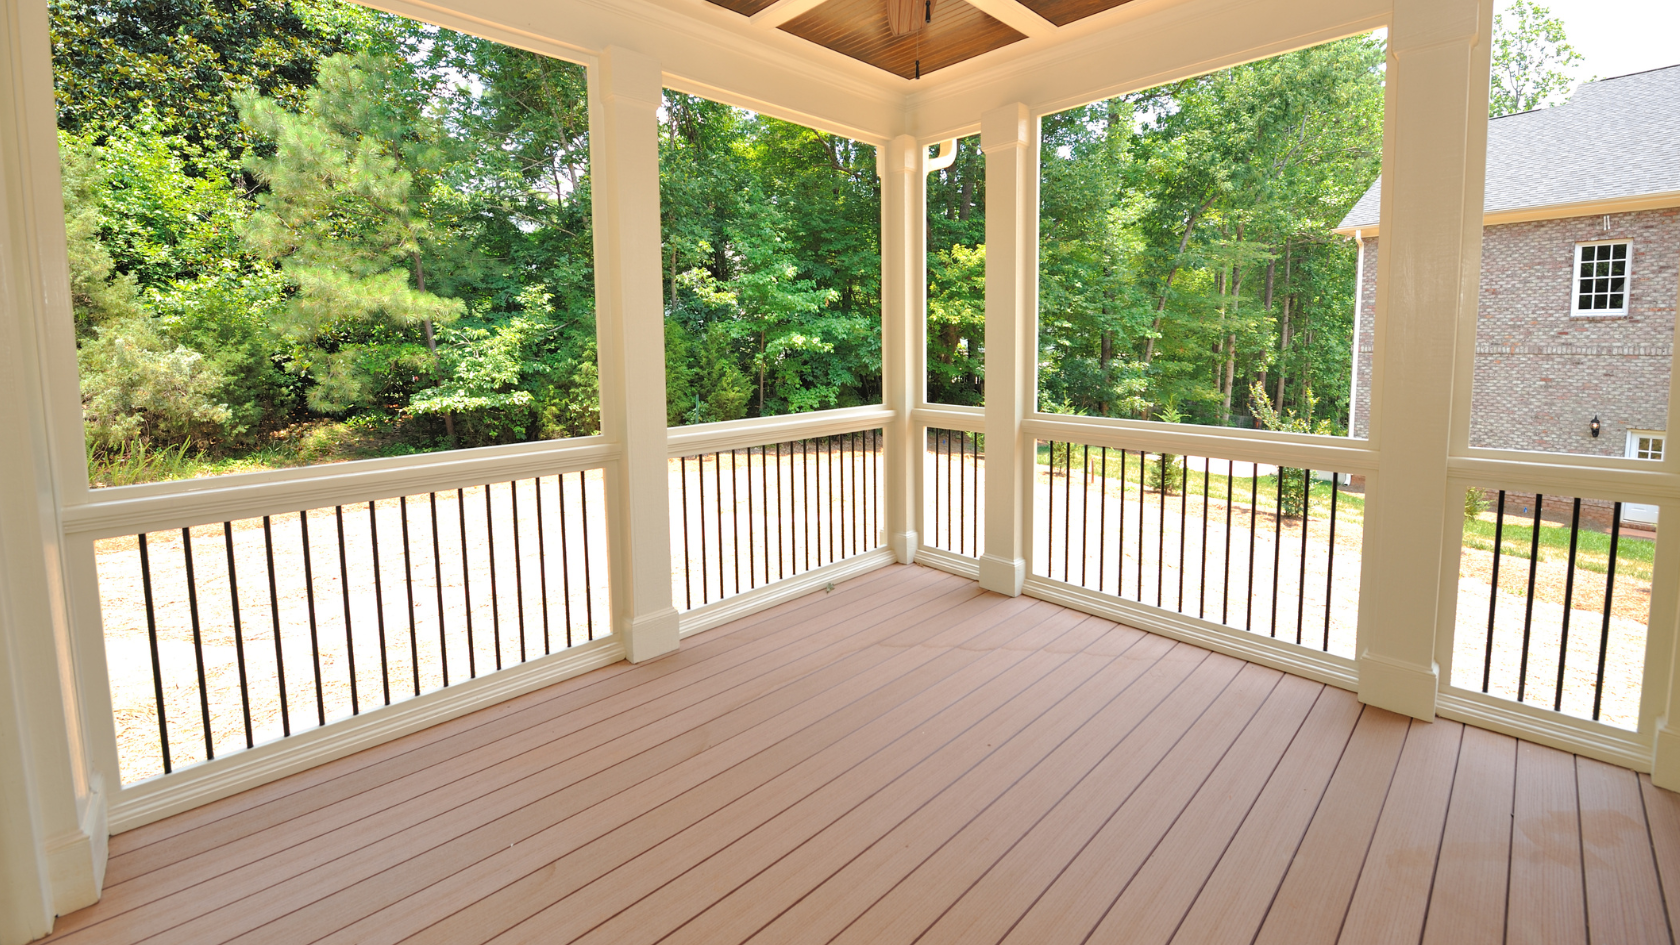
978;554;1026;598
889;530;918;566
1357;651;1438;721
622;606;680;663
1653;725;1680;792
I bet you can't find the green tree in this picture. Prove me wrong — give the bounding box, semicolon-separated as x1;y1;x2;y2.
240;51;465;415
1490;0;1585;116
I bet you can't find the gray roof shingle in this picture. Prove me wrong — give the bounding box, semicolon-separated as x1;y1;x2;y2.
1338;63;1680;230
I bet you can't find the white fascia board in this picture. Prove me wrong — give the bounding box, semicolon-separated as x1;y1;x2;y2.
906;0;1388;140
1333;189;1680;238
372;0;907;143
747;0;829;29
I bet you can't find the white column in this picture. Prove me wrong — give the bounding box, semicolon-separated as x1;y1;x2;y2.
1355;0;1492;719
978;103;1037;597
593;47;679;663
0;0;109;933
880;135;922;563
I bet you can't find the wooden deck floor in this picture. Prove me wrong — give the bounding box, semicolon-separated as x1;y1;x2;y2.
47;564;1680;945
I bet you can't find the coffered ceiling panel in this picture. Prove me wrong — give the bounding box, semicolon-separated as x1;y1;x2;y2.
703;0;1027;78
1016;0;1137;27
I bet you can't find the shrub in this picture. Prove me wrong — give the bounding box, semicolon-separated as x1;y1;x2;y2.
1465;486;1488;518
79;317;231;452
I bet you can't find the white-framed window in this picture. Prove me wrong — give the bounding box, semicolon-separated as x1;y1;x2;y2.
1574;240;1630;315
1627;430;1665;461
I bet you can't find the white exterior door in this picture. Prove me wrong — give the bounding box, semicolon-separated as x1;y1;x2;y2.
1624;432;1664;525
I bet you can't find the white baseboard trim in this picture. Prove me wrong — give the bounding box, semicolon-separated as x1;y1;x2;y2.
1436;689;1650;772
914;545;980;580
1022;576;1359;692
677;548;897;639
44;777;105;916
108;635;625;833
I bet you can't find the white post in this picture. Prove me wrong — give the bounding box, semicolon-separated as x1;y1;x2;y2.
977;103;1036;597
1355;0;1492;719
593;47;679;663
881;135;922;563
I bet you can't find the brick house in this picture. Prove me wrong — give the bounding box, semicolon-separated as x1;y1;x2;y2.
1337;65;1680;522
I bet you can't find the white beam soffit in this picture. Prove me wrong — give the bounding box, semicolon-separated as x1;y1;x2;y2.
380;0;1390;149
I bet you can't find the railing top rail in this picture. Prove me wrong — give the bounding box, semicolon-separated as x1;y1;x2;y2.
63;439;619;540
1023;415;1379;475
666;405;895;458
1448;455;1680;502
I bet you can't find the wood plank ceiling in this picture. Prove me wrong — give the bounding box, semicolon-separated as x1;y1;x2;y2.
705;0;1137;78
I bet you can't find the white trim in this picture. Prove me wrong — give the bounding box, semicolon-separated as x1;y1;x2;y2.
913;404;986;433
107;635;624;833
964;0;1058;39
1021;575;1359;692
1333;188;1680;238
677;548;896;638
1436;688;1650;771
1571;239;1631;318
915;544;982;580
666;406;896;458
62;441;618;541
1022;414;1379;475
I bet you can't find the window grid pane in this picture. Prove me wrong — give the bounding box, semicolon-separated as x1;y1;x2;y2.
1576;242;1631;313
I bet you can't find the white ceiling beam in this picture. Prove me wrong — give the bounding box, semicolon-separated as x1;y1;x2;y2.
964;0;1057;38
748;0;830;29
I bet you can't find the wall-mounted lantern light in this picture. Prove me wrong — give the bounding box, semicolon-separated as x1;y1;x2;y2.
1590;415;1602;438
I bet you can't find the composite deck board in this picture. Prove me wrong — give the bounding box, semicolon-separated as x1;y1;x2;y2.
1419;726;1517;945
44;564;1680;945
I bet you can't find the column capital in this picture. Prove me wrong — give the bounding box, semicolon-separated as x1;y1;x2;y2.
981;102;1031;152
598;46;663;109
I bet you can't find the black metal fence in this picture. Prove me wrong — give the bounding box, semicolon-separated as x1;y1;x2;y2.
96;472;610;784
925;428;984;558
1452;489;1653;730
671;431;882;610
1033;441;1361;657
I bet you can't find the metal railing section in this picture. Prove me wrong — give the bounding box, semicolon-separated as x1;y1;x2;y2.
97;472;610;785
1450;489;1653;731
924;428;985;558
670;430;882;610
1033;440;1362;657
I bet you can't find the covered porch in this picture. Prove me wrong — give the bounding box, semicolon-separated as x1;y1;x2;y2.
2;0;1679;940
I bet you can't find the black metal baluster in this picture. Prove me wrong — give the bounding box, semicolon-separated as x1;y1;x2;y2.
1271;474;1283;638
1097;447;1108;593
429;493;449;687
716;452;727;598
1113;449;1125;592
222;522;253;749
805;439;814;572
1593;505;1623;721
367;502;390;705
697;456;709;605
972;431;979;554
1157;452;1167;606
299;510;326;726
1081;445;1091;586
512;482;527;663
180;528;214;759
959;432;968;556
1066;443;1074;584
1139;452;1148;601
400;497;419;695
1553;497;1583;711
748;448;758;588
534;479;551;655
1247;467;1258;632
1297;469;1311;645
776;442;786;580
558;475;574;648
731;449;742;595
579;471;595;640
261;517;290;737
1042;442;1052;579
680;456;692;609
851;433;859;559
1178;455;1189;612
830;435;839;564
138;534;172;773
1200;458;1210;619
485;485;502;671
946;430;954;551
1324;475;1340;651
334;507;359;715
458;488;476;679
1222;460;1233;626
1517;496;1544;702
761;444;771;583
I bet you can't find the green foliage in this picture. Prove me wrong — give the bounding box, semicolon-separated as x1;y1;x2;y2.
1035;35;1385;431
58;131;139;328
1144;453;1183;495
1490;0;1585;117
240;51;465;413
1249;381;1335;517
1465;486;1489;518
79;316;232;450
927;242;987;406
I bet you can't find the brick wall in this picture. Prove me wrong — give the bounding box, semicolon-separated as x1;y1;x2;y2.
1350;207;1677;456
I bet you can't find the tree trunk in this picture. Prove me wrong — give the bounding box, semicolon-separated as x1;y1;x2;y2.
413;252;454;441
1143;201;1209;365
759;331;767;414
958;177;973;221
